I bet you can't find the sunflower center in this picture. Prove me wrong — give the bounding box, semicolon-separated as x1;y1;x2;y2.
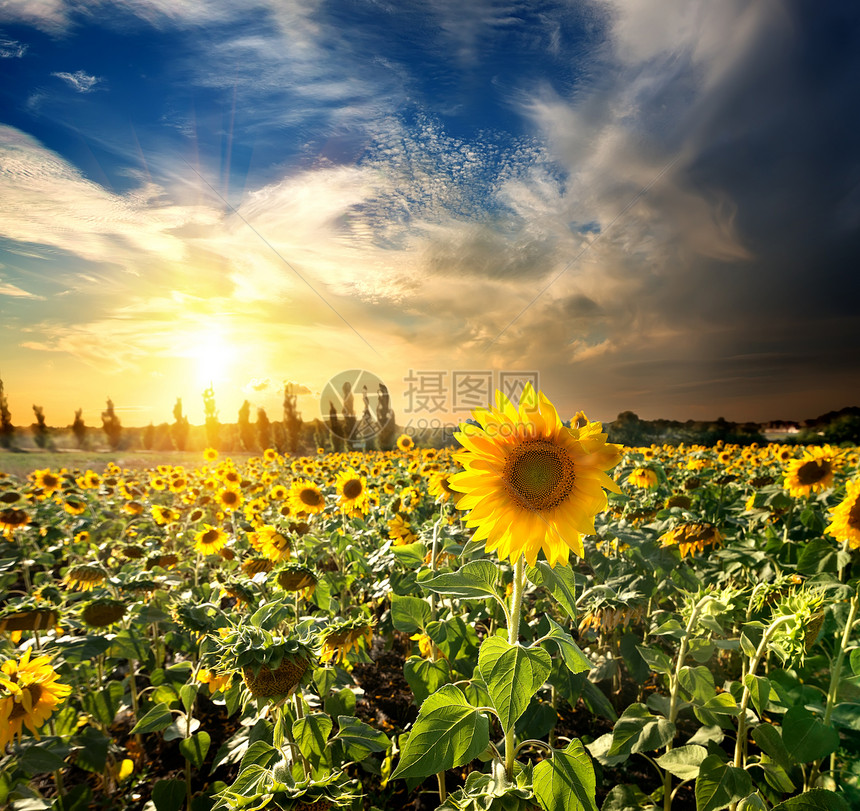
201;529;220;545
797;459;831;485
848;500;860;530
502;439;576;512
343;480;363;499
300;488;322;507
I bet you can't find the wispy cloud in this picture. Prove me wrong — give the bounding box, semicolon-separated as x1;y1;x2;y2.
52;70;101;92
0;36;27;58
0;281;45;299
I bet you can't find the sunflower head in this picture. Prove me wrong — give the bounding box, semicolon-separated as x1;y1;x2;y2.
194;524;229;555
0;508;29;537
289;480;326;515
65;563;107;592
81;598;128;627
396;434;415;452
784;446;840;497
318;617;375;665
449;384;622;567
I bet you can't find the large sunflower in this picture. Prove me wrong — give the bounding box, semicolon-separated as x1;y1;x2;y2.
449;385;622;567
335;468;369;514
784;446;839;497
826;478;860;549
289;480;326;515
0;649;71;748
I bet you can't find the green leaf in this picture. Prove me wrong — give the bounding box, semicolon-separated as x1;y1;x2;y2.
743;675;774;717
335;716;391;761
18;738;70;774
324;687;356;719
180;683;199;715
600;784;655;811
850;648;860;676
655;745;707;780
239;740;280;772
292;712;333;768
528;562;579;619
751;724;794;771
770;789;850;811
636;645;674;676
607;704;676;758
131;704;174;734
179;731;211;769
163;716;200;742
543;616;592;674
796;538;839;574
679;667;716;703
420;560;501;602
391;684;490;780
390;594;432;633
151;779;186;811
694;755;753;811
532;739;597;811
82;680;124;728
478;636;552;729
738;795;768;811
391;542;426;568
782;706;839;763
72;726;111;773
403;655;451;707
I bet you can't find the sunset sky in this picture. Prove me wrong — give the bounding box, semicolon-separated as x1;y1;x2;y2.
1;1;859;430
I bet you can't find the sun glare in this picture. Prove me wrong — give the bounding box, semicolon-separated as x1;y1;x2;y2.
188;329;237;387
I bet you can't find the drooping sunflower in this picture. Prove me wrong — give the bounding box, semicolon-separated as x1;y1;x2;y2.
826;478;860;549
0;649;71;748
194;524;229;555
319;619;374;665
387;513;417;546
627;468;659;490
449;384;622;567
289;480;326;515
659;522;723;558
65;564;107;592
0;508;28;538
784;446;840;497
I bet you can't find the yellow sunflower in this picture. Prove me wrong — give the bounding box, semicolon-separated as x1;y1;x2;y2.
335;468;369;513
32;468;63;496
249;525;291;562
320;621;374;665
627;468;659;489
826;478;860;549
65;564;107;591
660;523;723;558
217;487;243;512
0;649;71;748
396;434;415;452
289;480;326;515
194;524;228;555
0;508;29;538
387;513;418;546
784;446;839;497
449;384;622;567
203;447;219;462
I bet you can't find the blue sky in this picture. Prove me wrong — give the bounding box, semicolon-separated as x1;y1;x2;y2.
1;0;859;428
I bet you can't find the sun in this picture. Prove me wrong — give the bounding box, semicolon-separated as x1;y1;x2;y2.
187;329;238;387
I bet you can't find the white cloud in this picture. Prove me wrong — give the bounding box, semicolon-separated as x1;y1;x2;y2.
0;281;44;299
52;70;101;92
0;36;27;57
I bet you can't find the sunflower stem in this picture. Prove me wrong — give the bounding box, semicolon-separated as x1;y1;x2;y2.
503;555;526;780
809;587;860;786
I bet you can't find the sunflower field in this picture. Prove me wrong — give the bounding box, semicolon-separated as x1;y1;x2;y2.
1;387;859;811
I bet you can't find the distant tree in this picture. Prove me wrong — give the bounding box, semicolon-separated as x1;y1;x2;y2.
202;385;220;450
238;400;255;452
283;384;303;454
0;375;14;449
72;408;87;448
142;422;156;451
608;411;646;446
257;407;272;452
376;382;396;450
101;398;122;450
32;405;52;450
171;398;190;451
